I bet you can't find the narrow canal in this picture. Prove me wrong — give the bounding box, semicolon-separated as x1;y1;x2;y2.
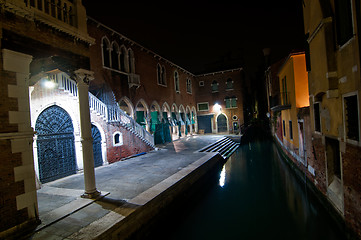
148;137;347;239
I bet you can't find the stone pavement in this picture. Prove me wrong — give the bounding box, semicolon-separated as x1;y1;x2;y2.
27;134;226;240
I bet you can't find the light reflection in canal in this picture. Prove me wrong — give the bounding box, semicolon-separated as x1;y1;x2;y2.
163;140;346;240
219;165;226;188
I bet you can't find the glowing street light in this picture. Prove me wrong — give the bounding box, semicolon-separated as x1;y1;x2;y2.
214;103;222;112
41;76;56;89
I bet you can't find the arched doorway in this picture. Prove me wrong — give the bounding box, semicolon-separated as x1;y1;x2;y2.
135;99;148;130
35;105;76;183
217;114;228;133
91;124;103;168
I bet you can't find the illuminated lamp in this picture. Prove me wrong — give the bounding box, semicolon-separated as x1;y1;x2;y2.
41;76;56;89
214;103;222;112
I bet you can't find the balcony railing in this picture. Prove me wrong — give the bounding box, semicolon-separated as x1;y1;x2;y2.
128;73;140;88
3;0;94;43
270;92;291;112
108;106;154;146
24;0;75;26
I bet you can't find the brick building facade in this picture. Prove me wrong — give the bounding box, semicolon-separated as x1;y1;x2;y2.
266;1;361;238
195;69;244;134
0;1;246;237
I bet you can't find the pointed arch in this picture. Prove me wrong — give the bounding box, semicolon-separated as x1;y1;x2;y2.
101;36;111;68
157;63;162;85
128;48;135;73
118;96;134;118
174;70;180;92
162;102;171;114
150;100;161;112
120;45;128;72
111;41;120;70
161;65;166;86
135;99;149;130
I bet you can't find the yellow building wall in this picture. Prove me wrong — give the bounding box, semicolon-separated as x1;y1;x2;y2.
293;55;309;108
279;57;299;149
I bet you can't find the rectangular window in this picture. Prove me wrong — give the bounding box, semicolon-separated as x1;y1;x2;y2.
326;137;341;181
225;98;237;109
289;120;293;140
314;102;321;132
344;94;359;141
186;78;192;94
335;0;354;46
197;102;209;111
283;120;286;137
281;76;288;105
231;98;237;108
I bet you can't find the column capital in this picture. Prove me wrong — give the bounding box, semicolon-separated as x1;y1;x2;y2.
74;69;94;85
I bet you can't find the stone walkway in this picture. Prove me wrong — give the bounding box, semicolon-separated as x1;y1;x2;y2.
28;134;226;239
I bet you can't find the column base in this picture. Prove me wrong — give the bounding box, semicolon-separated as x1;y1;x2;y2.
81;189;101;199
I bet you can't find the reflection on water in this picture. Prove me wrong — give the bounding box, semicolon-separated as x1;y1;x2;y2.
167;140;346;240
219;165;226;188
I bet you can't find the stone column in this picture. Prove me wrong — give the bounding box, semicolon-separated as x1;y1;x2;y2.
74;69;100;199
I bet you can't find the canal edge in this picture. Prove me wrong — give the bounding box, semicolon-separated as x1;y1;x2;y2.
67;152;224;240
272;137;358;239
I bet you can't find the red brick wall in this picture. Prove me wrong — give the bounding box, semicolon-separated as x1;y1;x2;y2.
0;69;28;232
87;20;196;113
90;113;153;164
0;140;27;232
310;134;327;194
105;123;153;164
195;70;244;132
342;143;361;237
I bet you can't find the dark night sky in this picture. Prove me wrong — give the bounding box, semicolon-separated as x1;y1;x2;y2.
83;1;305;75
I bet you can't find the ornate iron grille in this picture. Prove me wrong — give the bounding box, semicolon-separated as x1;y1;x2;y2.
35;105;76;183
91;124;103;167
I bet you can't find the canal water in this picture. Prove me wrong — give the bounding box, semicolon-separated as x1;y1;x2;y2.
148;138;347;240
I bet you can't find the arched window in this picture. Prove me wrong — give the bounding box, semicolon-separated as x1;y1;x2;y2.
211;80;219;92
113;132;123;146
111;42;120;70
174;71;180;92
226;78;233;90
161;65;166;85
186;78;192;94
120;46;127;72
102;37;110;68
128;48;135;73
157;63;162;85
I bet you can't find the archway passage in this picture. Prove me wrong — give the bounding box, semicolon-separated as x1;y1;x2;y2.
35;105;76;183
217;114;228;133
91;124;103;168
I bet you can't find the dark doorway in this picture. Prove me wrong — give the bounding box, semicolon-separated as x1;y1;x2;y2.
91;124;103;167
197;115;212;133
217;114;228;133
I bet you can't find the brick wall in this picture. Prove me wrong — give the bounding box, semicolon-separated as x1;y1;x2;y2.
342;143;361;237
0;69;22;230
0;71;18;133
0;139;27;232
87;20;197;118
90;110;153;164
195;70;244;133
105;123;153;164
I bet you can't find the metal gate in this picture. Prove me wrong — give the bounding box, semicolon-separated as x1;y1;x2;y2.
35;105;76;183
91;124;103;167
217;114;228;132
